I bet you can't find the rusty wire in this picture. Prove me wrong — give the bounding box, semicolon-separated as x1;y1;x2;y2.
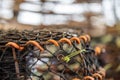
0;30;105;80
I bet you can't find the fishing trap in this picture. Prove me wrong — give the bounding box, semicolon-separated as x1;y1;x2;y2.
0;30;105;80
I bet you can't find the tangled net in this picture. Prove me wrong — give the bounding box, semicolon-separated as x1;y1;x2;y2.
0;30;105;80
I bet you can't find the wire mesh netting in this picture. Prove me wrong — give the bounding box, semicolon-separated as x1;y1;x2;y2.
0;30;105;80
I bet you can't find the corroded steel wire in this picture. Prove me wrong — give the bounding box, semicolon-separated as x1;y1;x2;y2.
92;73;102;80
58;38;72;45
47;39;59;47
26;40;44;51
83;76;94;80
6;42;24;50
70;37;81;44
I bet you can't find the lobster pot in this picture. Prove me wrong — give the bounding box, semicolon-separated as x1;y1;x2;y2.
0;30;105;80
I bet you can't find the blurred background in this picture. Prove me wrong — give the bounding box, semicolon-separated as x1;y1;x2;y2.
0;0;120;80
